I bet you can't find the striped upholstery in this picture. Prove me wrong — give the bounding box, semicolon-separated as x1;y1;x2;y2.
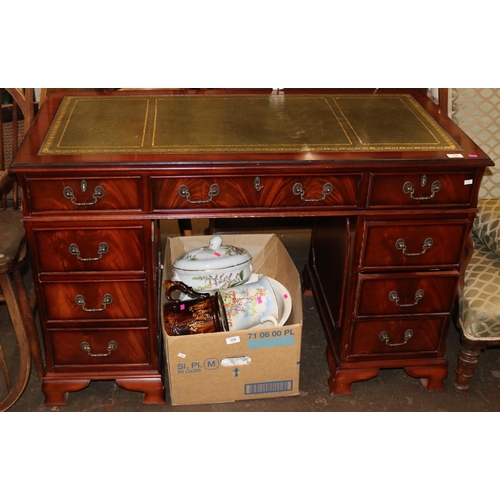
459;238;500;341
450;89;500;390
472;198;500;257
459;199;500;340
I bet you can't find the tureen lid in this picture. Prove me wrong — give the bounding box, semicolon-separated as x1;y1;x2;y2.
173;236;252;272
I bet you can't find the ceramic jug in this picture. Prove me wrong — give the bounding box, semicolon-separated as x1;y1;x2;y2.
218;275;280;331
163;280;229;336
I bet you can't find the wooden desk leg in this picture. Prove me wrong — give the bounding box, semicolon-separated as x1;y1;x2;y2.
404;365;448;392
116;378;165;405
326;345;380;396
43;378;165;405
301;266;313;297
42;379;91;406
328;368;381;396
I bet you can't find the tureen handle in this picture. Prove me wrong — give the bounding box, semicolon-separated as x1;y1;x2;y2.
209;235;223;251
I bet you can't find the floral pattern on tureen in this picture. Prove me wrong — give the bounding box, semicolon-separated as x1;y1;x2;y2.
191;270;247;291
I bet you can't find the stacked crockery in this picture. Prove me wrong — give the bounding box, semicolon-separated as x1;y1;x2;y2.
165;236;291;333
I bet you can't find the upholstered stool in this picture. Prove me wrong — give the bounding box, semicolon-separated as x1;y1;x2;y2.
455;198;500;391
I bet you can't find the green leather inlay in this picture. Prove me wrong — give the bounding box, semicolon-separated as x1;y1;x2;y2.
39;94;461;155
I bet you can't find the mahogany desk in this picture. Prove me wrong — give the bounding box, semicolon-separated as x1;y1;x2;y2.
10;89;493;404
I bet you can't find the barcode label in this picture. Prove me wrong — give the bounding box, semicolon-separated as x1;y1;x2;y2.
244;380;294;395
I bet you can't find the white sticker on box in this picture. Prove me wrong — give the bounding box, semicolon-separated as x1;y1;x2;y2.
226;336;241;345
447;153;464;158
177;353;186;358
221;356;251;366
464;179;473;185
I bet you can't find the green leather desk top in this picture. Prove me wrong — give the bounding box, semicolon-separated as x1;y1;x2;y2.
39;94;461;155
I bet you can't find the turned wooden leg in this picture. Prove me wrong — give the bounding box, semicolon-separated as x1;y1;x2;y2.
42;379;91;406
454;339;482;392
116;378;165;405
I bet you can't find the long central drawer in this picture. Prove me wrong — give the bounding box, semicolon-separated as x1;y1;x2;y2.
152;174;361;210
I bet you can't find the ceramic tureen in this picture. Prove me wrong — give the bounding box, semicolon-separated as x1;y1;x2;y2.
172;236;253;292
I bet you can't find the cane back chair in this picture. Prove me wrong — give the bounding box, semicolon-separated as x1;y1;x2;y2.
0;88;44;411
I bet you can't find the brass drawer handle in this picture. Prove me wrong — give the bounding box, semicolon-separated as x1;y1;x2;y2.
81;340;117;357
388;289;424;307
395;237;433;256
379;329;413;347
69;242;109;261
178;184;220;204
63;184;105;206
402;179;441;201
292;182;333;202
75;293;113;312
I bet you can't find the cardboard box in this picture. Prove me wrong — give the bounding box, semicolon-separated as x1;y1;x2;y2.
162;234;303;406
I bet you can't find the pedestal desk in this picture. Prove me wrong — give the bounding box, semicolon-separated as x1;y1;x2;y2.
10;89;493;404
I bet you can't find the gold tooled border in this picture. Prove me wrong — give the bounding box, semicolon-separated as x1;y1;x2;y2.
39;94;462;155
40;96;151;154
332;94;460;150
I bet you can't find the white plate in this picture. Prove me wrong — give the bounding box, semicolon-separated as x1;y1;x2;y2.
266;276;292;326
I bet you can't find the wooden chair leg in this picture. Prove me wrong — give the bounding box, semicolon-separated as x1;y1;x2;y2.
28;282;37;311
0;273;32;411
13;270;44;381
0;342;13;390
454;337;482;392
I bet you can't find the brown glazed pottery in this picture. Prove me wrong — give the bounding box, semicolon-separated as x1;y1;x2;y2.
163;280;229;336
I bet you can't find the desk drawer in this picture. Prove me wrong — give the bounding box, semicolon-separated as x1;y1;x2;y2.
356;272;459;317
360;219;470;270
41;280;147;323
34;226;146;273
367;172;478;207
27;177;142;212
349;317;447;358
48;328;150;367
264;175;360;208
152;174;360;210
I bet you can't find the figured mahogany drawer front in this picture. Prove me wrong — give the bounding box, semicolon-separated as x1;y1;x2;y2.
360;220;469;270
367;172;477;207
152;174;360;210
48;328;150;366
34;227;146;273
41;280;147;322
27;177;142;212
356;272;459;317
349;317;447;357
